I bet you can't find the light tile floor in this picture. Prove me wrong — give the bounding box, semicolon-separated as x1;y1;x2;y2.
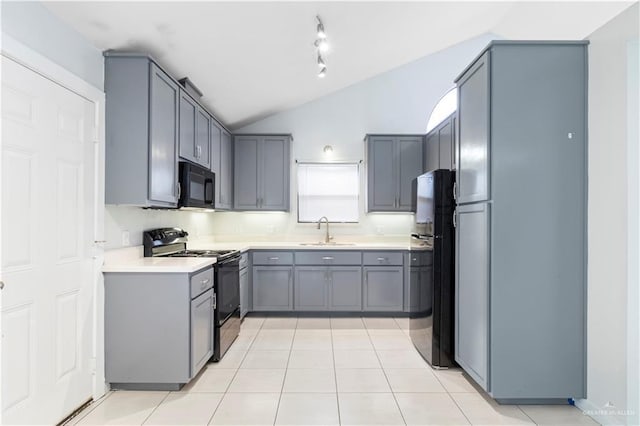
67;315;599;426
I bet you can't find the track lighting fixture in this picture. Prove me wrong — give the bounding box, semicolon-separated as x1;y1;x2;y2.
316;16;326;39
317;54;326;68
314;15;329;78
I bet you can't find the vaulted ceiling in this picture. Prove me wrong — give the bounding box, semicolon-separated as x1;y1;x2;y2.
44;1;634;128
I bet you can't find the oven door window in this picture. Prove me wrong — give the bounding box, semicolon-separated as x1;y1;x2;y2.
217;262;240;322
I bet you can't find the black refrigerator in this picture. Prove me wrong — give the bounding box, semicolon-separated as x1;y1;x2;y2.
409;169;456;368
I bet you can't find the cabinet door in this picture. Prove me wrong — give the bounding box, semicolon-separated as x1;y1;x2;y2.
362;267;404;311
397;136;424;210
210;119;222;206
148;64;179;205
195;107;210;168
329;267;362;311
294;267;328;311
219;130;233;209
179;91;197;162
438;118;453;170
367;137;396;211
455;202;490;390
425;131;439;173
234;136;259;209
260;136;290;210
191;289;214;377
252;266;293;311
457;52;490;203
239;267;249;319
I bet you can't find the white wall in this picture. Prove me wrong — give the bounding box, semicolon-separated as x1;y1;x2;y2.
578;4;639;425
1;2;104;90
208;33;496;238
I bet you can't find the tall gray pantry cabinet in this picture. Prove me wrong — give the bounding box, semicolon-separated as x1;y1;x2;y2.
454;41;588;402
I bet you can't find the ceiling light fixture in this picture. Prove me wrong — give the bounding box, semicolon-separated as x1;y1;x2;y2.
314;15;329;78
323;145;333;153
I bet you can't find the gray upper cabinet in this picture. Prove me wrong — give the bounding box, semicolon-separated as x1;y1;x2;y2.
220;131;234;209
210;123;233;210
366;135;424;212
105;54;179;207
454;42;588;401
425;113;456;172
234;134;291;211
457;51;489;203
179;91;211;168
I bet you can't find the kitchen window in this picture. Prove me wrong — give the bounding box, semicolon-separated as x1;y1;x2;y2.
297;163;359;223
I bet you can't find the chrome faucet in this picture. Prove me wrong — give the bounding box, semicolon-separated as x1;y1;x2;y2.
317;216;332;243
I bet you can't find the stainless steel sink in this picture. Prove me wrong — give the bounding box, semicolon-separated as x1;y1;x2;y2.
298;242;356;246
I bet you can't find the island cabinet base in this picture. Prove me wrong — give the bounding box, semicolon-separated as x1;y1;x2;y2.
104;268;214;391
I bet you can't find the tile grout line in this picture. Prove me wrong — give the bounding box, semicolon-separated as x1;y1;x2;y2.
364;319;408;426
330;316;342;426
272;315;297;426
139;391;171;425
67;390;114;425
207;314;264;425
430;369;474;425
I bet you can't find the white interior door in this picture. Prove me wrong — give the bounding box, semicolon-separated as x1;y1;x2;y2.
1;55;97;425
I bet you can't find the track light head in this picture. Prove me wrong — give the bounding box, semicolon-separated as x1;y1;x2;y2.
318;67;327;78
317;54;326;68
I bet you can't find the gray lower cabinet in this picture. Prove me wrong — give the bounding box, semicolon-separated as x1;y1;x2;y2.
328;267;362;311
252;266;293;311
104;54;179;207
362;267;404;311
191;289;214;375
366;135;424;212
239;253;250;319
104;267;214;390
294;268;328;311
294;266;362;311
234;134;291;211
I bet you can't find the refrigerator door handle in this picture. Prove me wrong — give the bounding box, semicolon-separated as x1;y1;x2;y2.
453;209;457;228
453;182;457;201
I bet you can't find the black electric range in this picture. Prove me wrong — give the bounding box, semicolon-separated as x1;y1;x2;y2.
143;228;241;361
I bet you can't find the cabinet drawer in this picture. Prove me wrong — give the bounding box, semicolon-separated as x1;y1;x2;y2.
363;251;403;266
239;252;249;269
295;251;362;265
253;251;293;265
190;268;214;298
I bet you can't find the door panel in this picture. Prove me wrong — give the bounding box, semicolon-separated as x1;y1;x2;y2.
425;132;439;173
210;120;222;206
261;136;289;210
329;267;362;311
457;52;490;203
220;130;233;209
438;120;453;170
398;136;424;210
252;267;293;311
196;108;210;168
233;136;259;209
149;64;179;204
179;92;196;162
294;268;328;311
1;56;96;424
367;137;396;211
191;289;214;375
455;202;490;390
363;267;404;311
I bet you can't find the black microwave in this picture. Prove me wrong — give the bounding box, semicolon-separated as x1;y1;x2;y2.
178;161;215;210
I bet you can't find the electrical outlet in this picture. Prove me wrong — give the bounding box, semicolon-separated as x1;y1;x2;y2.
122;230;130;246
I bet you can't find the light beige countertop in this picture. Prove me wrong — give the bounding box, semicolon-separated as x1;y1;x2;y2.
102;236;427;273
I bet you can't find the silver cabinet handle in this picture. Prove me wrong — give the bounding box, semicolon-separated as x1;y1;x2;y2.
268;257;279;261
94;240;107;244
412;257;417;261
453;210;457;228
176;182;181;199
213;293;217;309
0;281;4;290
201;278;210;284
322;256;334;261
453;182;457;201
377;257;387;262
